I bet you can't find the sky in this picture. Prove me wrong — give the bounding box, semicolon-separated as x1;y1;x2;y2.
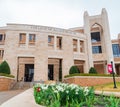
0;0;119;39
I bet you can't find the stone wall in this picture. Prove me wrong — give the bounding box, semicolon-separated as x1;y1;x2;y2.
64;76;120;86
0;76;16;91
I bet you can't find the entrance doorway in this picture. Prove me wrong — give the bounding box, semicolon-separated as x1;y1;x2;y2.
48;65;54;80
24;64;34;82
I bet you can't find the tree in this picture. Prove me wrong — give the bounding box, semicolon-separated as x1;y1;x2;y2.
89;67;97;74
69;66;80;74
0;61;11;74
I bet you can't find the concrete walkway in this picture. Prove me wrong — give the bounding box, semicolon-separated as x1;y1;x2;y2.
0;90;25;105
0;88;43;107
95;90;120;97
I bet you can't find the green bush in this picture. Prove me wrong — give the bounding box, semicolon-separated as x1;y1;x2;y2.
89;67;97;74
0;61;11;74
69;66;80;74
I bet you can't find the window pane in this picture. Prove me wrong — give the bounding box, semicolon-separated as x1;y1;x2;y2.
57;37;62;49
0;34;3;41
29;35;32;41
48;36;51;43
73;39;77;52
91;32;101;43
92;46;102;54
80;40;84;52
29;34;36;41
19;33;26;44
112;44;120;57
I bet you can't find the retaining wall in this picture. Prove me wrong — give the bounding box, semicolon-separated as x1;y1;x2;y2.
0;76;16;91
64;76;120;86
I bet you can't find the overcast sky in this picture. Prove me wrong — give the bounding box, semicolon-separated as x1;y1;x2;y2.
0;0;119;39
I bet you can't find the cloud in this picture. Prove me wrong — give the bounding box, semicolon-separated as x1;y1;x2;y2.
0;0;119;39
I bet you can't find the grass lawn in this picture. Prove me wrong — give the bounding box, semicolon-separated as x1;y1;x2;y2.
94;82;120;92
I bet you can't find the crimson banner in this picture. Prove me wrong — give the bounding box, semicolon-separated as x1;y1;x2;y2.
107;64;112;73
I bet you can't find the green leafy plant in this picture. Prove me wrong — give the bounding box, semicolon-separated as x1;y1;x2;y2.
34;83;120;106
0;61;11;74
69;66;80;74
94;95;120;107
89;67;97;74
34;83;94;106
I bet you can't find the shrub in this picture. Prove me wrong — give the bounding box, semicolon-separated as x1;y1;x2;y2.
69;66;80;74
89;67;97;74
0;61;11;74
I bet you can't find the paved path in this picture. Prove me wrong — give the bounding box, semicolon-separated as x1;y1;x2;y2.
0;88;43;107
0;90;25;105
95;91;120;97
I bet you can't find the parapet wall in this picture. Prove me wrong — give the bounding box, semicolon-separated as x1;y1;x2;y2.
0;76;16;91
64;76;120;86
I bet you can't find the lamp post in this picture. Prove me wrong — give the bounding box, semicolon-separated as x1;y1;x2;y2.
111;61;117;88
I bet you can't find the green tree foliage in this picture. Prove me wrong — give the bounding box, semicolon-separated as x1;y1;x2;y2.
69;66;80;74
89;67;97;74
0;61;11;74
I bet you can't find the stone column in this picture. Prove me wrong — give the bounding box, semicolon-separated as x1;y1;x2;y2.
101;8;115;73
34;33;48;81
102;8;114;63
26;33;29;48
62;36;74;78
84;11;93;72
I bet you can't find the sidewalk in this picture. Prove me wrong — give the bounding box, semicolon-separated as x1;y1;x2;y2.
0;90;25;105
0;88;43;107
95;90;120;97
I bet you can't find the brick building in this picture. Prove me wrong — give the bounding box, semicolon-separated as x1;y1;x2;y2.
0;8;120;82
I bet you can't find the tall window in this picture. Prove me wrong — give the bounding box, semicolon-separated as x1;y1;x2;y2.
91;32;101;43
29;34;36;44
48;35;54;49
19;33;26;44
0;34;5;44
0;49;4;58
48;36;52;43
80;40;84;53
73;39;77;52
57;37;62;49
92;46;102;54
0;34;2;41
112;44;120;57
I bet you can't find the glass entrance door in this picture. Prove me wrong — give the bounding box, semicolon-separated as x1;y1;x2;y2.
24;64;34;82
48;65;54;80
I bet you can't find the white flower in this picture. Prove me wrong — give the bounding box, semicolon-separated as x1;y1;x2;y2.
84;87;89;96
66;90;69;93
75;91;78;95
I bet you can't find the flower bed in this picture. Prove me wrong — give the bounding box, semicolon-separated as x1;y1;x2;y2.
34;83;94;107
34;83;120;107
